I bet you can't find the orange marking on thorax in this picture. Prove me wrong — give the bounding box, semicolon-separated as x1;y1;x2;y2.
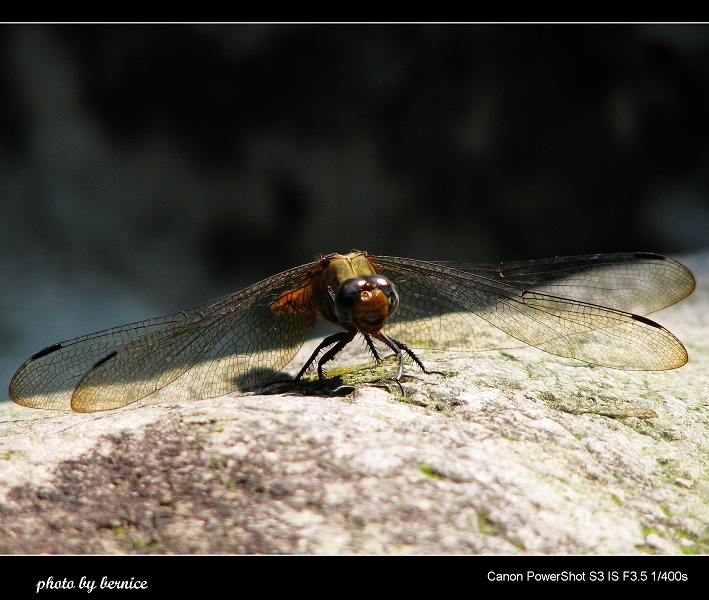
270;285;313;315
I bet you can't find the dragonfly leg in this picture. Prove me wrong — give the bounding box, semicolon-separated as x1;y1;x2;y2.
373;332;444;393
363;334;383;362
294;329;358;382
390;337;443;376
315;329;358;380
372;332;408;393
294;332;346;382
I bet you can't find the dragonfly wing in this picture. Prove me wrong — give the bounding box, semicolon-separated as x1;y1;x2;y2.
510;291;687;370
369;271;521;352
9;314;188;410
371;255;689;370
11;262;319;412
434;252;695;315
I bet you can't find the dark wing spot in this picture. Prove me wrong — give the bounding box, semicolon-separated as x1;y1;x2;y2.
632;252;664;261
631;314;663;329
30;344;63;360
93;350;118;368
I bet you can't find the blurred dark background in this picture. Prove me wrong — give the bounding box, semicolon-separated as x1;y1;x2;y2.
3;24;709;398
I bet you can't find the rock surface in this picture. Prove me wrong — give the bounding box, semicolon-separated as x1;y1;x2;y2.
1;251;708;555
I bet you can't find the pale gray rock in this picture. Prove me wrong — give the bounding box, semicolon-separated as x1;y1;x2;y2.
1;251;708;554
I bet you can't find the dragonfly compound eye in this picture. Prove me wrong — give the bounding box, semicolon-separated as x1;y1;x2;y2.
333;277;367;325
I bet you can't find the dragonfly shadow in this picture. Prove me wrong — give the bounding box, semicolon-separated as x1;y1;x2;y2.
258;353;447;398
231;367;281;392
258;374;355;397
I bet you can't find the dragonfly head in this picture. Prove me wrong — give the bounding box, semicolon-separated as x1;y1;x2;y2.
331;275;399;334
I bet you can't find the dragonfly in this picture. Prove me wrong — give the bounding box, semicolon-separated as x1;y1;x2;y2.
9;251;695;413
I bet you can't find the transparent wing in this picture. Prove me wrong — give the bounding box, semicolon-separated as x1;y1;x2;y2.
9;314;195;411
9;262;319;412
434;252;695;314
370;253;694;370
